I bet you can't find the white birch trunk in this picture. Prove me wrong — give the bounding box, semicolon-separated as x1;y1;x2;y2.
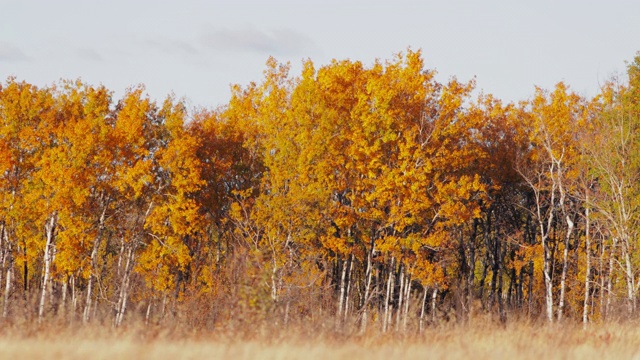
383;257;394;333
2;228;11;319
402;273;411;332
337;257;348;322
395;265;404;332
606;238;617;319
419;285;428;333
344;255;354;323
145;301;152;326
3;264;11;318
431;287;438;323
583;202;591;328
115;245;134;327
71;274;76;313
623;238;636;314
39;215;57;321
83;275;94;323
360;247;373;334
84;208;105;323
557;215;574;322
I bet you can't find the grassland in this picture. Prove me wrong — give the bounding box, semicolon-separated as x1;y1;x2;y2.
0;320;639;360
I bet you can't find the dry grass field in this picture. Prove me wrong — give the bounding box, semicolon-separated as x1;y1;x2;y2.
0;321;639;360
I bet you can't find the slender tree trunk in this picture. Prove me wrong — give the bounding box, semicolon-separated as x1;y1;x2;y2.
529;162;557;323
360;244;374;334
431;287;438;323
0;224;5;307
161;292;167;322
84;208;105;323
145;300;152;326
23;246;28;294
606;238;617;319
396;265;404;332
467;219;477;321
528;261;534;317
517;269;524;308
419;285;428;333
622;236;636;314
402;273;411;332
270;255;278;302
83;275;94;323
489;236;499;313
383;257;394;333
542;233;554;322
337;256;347;323
583;203;591;328
39;214;57;322
479;258;488;309
344;255;354;323
71;274;76;313
3;259;11;318
2;228;11;319
115;244;135;327
599;234;605;320
557;215;574;322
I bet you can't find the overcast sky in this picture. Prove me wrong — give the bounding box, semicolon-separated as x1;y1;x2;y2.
2;0;639;110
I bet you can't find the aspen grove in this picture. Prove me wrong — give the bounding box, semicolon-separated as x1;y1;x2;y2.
1;50;640;332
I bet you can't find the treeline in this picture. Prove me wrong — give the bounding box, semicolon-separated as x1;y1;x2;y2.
1;50;639;332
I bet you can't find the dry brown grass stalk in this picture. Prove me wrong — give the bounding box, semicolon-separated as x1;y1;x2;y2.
1;319;639;359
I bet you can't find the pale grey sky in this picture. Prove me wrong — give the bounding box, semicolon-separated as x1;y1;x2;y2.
1;0;639;110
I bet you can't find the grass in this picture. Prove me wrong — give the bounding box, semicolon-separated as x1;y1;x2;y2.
0;321;639;359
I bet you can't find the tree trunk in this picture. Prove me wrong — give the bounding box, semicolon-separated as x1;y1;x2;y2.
39;214;57;321
557;215;574;322
71;274;76;313
0;223;5;308
395;264;404;332
2;227;11;319
145;300;152;326
337;256;347;323
419;285;428;333
606;238;617;319
583;202;591;328
402;273;411;332
528;261;534;317
115;243;135;327
467;219;477;321
431;287;438;323
498;262;505;322
542;233;554;322
383;257;394;333
84;207;105;323
359;243;374;334
3;259;11;318
622;236;636;314
343;255;354;323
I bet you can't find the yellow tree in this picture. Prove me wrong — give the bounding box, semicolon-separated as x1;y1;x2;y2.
226;57;322;318
32;80;113;320
109;87;162;326
136;98;204;322
245;50;489;331
585;55;640;316
0;79;56;316
520;83;587;322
